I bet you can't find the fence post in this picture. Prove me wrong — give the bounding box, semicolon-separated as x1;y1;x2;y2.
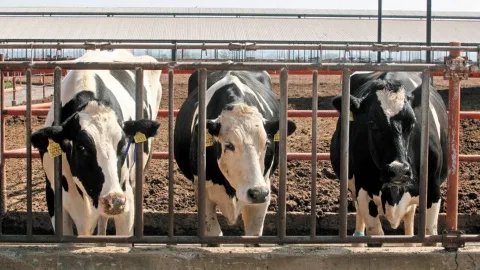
12;72;16;106
443;41;468;251
0;53;6;228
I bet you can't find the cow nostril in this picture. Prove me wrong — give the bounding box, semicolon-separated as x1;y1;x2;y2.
111;197;126;207
247;188;269;203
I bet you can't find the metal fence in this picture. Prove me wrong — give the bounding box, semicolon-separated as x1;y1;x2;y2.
0;43;479;250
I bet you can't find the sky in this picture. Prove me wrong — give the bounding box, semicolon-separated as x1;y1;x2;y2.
2;0;480;12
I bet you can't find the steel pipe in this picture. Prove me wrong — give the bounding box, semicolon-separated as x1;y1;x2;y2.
168;69;175;239
339;69;351;239
134;68;145;239
418;70;430;239
197;68;207;240
310;71;318;238
53;66;63;238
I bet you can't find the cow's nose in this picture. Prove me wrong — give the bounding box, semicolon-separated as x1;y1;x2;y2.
101;194;127;215
388;161;411;178
247;187;270;204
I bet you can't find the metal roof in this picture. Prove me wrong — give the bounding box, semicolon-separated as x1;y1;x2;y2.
0;16;479;45
1;7;480;19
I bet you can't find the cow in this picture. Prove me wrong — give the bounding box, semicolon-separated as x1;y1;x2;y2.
174;70;296;245
329;71;447;247
30;49;162;236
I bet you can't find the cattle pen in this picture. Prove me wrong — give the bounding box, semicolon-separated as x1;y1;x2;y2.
0;41;479;254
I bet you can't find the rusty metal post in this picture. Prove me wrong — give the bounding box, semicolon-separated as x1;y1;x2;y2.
168;69;175;239
0;53;6;230
278;68;288;242
134;68;145;240
42;73;46;99
12;73;17;106
26;68;33;238
444;41;468;251
197;69;207;241
339;69;351;239
310;71;318;238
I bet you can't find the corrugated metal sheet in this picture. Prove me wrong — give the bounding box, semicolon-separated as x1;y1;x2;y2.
1;7;479;18
0;16;479;45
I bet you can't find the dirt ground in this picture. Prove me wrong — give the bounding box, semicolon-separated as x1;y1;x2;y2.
3;74;480;217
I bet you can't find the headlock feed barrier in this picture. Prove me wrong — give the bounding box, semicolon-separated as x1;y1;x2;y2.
0;42;479;251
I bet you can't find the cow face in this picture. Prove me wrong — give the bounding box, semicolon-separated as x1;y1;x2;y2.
205;104;296;204
333;79;417;225
31;101;159;217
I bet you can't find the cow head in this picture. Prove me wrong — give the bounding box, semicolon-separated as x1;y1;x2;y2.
333;79;417;226
31;101;159;217
202;104;296;204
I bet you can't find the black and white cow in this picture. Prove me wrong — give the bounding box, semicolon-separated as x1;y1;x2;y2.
330;72;447;246
30;50;161;236
174;70;296;241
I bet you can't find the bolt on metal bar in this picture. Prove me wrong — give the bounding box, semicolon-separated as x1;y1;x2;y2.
26;68;33;238
418;70;431;239
310;70;318;238
278;68;288;241
339;69;351;239
53;66;63;238
168;69;175;238
134;68;145;239
197;68;208;240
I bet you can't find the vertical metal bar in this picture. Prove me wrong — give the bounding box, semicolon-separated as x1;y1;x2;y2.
418;70;430;239
53;67;63;238
26;68;33;238
339;69;351;239
134;68;144;239
278;68;288;241
310;71;318;239
168;69;175;238
426;0;432;63
446;42;462;231
0;55;6;232
377;0;383;63
197;68;207;240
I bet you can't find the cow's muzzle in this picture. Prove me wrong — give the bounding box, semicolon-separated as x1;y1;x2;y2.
101;193;127;216
247;186;270;204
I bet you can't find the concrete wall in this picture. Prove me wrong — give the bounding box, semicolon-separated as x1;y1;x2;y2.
1;245;480;270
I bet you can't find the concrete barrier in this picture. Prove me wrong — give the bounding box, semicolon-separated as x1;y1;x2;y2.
1;245;480;270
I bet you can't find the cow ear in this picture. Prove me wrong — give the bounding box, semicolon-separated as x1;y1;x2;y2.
206;119;221;136
331;95;363;114
264;119;297;137
31;126;65;151
123;119;160;138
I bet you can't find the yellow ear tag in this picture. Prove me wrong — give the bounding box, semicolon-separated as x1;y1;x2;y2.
206;132;214;147
47;138;62;158
349;111;354;121
274;131;280;142
134;132;147;143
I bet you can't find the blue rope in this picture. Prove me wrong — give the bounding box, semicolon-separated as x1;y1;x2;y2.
122;137;137;166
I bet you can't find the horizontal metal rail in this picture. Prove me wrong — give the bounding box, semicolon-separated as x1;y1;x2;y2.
0;234;479;245
0;43;480;52
0;61;455;72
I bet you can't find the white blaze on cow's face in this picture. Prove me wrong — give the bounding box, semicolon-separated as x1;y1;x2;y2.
212;104;270;204
73;102;129;217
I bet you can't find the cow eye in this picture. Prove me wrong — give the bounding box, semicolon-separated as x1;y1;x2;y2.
368;121;381;132
224;143;235;152
405;123;415;132
77;144;86;152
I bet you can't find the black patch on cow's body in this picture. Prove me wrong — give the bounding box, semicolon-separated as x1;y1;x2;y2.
213;141;222;160
62;175;69;192
368;200;378;217
329;72;448;221
175;70;280;199
45;176;55;218
76;184;84;198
